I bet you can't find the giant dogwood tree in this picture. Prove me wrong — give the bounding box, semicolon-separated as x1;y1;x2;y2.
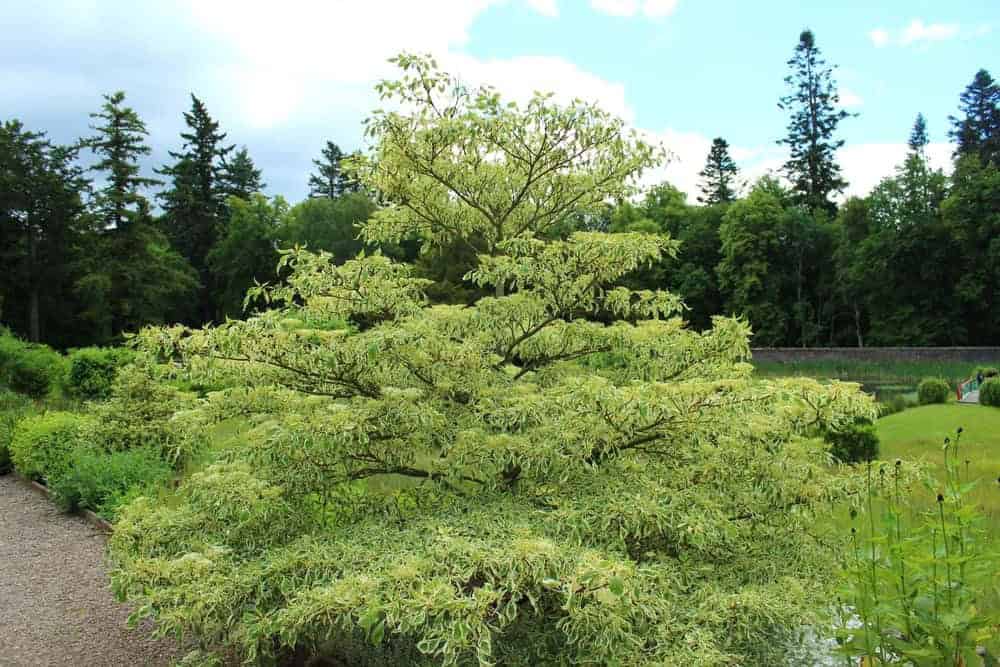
110;56;873;666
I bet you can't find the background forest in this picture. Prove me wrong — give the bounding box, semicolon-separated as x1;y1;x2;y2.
2;31;998;350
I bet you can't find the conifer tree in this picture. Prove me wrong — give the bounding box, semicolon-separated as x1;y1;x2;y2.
777;30;851;215
909;112;929;155
0;121;89;342
158;94;234;322
948;69;1000;166
221;146;265;200
308;140;358;198
85;91;161;229
697;137;739;204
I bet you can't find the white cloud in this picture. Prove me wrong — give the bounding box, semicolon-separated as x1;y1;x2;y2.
840;87;863;108
900;19;960;45
869;19;960;48
838;142;951;199
590;0;678;18
869;28;890;47
641;0;678;18
525;0;558;17
446;54;634;122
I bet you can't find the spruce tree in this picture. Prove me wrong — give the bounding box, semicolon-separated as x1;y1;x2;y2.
697;137;739;204
948;69;1000;166
85;91;161;229
221;146;265;200
308;140;356;198
909;113;929;154
777;29;851;215
158;94;234;322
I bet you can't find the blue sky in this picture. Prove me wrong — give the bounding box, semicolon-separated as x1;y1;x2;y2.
2;0;997;203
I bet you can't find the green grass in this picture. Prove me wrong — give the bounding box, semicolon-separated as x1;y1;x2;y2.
754;358;996;386
876;403;1000;530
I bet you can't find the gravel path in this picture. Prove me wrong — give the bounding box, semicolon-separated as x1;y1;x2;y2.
0;474;184;667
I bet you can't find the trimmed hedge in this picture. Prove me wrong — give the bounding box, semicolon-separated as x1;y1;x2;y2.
9;411;92;482
0;332;65;398
981;377;1000;408
62;347;134;400
0;390;35;474
917;377;950;405
824;418;880;463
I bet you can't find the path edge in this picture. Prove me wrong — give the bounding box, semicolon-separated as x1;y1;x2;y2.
8;471;114;533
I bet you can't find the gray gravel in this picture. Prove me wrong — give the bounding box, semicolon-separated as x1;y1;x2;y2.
0;474;184;667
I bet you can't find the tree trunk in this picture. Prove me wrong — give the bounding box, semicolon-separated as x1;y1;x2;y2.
853;302;863;348
27;222;41;342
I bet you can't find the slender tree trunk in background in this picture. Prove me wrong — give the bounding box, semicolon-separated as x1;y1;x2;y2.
496;281;505;298
854;302;863;348
27;223;41;342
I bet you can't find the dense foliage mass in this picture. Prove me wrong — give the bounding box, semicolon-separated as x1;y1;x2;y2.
99;55;881;666
981;377;1000;407
917;377;951;405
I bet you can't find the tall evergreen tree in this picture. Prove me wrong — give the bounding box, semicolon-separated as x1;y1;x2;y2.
697;138;739;205
158;94;234;322
909;113;929;154
82;94;199;341
777;29;851;215
85;91;161;229
308;140;357;198
948;69;1000;166
221;146;265;200
0;121;89;343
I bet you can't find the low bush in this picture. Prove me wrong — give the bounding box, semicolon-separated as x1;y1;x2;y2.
917;377;950;405
974;365;999;379
0;390;35;474
62;347;134;400
0;332;65;398
49;446;172;520
9;411;92;482
980;377;1000;407
877;394;914;418
824;418;879;463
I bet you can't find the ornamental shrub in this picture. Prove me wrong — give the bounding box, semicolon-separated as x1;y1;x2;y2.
0;332;65;398
9;411;92;482
0;390;34;474
980;377;1000;407
917;377;950;405
62;347;134;400
824;418;879;463
109;57;877;666
48;446;172;520
973;366;998;380
86;364;201;465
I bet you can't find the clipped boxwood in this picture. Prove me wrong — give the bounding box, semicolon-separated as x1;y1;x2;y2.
917;377;950;405
0;389;35;474
981;377;1000;408
62;347;134;400
9;411;92;482
0;332;65;398
824;418;880;463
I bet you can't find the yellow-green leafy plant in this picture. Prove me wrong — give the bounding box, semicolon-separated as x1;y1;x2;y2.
110;56;875;666
836;429;1000;665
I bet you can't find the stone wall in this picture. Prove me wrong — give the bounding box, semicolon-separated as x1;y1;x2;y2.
751;347;1000;363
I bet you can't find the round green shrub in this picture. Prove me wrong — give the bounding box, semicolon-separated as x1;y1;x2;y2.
824;418;880;463
62;347;134;400
0;389;35;474
980;377;1000;407
0;339;65;398
9;411;92;482
917;377;950;405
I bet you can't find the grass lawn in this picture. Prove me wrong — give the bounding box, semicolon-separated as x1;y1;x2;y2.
876;403;1000;530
